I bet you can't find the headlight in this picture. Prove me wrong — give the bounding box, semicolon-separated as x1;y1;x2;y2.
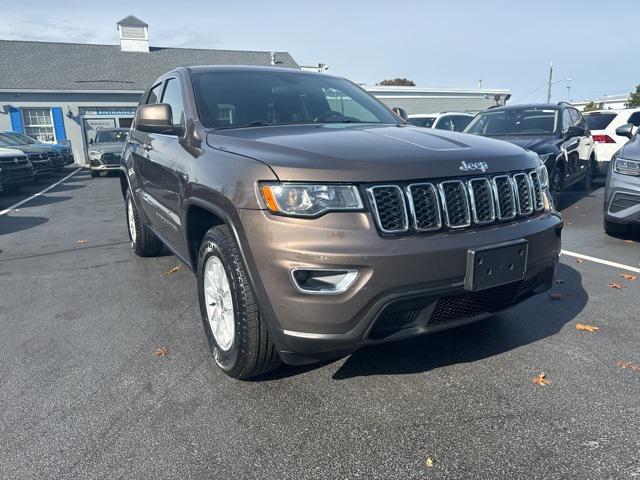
536;164;549;189
614;157;640;176
260;183;363;217
88;150;102;160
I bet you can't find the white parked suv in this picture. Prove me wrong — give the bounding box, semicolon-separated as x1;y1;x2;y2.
407;112;474;131
583;108;640;174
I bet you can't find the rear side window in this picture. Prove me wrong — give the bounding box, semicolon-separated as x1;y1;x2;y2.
161;78;185;126
408;117;435;128
584;113;616;130
626;112;640;127
434;115;472;132
569;109;586;129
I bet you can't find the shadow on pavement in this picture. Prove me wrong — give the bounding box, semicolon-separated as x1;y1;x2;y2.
555;185;604;211
0;215;49;236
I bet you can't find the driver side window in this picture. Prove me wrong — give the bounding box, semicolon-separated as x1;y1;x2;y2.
322;88;377;122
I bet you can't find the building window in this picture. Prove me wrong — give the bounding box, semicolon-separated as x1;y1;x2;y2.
22;108;56;143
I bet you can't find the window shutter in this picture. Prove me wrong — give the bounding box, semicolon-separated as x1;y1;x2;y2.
9;107;23;133
51;107;67;141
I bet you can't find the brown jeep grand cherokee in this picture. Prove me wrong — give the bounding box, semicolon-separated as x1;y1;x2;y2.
121;66;562;379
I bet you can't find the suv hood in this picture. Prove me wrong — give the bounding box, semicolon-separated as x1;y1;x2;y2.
207;124;539;182
5;145;54;156
481;134;556;153
89;142;125;154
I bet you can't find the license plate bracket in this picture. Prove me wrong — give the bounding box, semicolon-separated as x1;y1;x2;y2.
464;240;528;292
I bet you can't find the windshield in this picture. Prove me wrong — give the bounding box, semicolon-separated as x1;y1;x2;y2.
192;70;399;129
408;117;436;128
465;108;559;136
584;113;617;131
0;132;22;146
94;130;128;143
1;131;37;144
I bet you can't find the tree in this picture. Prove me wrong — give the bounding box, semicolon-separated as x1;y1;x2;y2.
625;84;640;107
377;78;416;86
582;101;600;112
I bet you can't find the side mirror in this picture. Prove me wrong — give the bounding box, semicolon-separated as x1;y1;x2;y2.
565;125;584;138
392;107;408;121
615;123;634;139
136;103;184;135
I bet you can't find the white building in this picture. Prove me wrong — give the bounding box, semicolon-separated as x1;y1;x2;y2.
572;94;630;111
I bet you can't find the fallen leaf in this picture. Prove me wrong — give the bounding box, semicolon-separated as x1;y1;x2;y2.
555;279;565;284
624;240;634;244
154;346;169;357
617;361;640;373
576;258;584;264
620;273;638;281
576;323;599;332
14;209;20;212
532;373;551;386
76;240;88;244
165;265;182;275
608;282;625;289
549;293;563;301
425;457;435;468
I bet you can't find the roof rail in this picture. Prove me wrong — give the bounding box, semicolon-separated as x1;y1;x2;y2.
557;101;572;106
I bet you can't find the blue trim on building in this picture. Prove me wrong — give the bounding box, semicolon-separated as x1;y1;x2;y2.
9;107;23;133
51;107;67;141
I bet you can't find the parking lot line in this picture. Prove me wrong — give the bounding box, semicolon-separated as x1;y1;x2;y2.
0;167;82;216
561;249;640;274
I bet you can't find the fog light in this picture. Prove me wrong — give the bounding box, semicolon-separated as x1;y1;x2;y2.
291;268;358;294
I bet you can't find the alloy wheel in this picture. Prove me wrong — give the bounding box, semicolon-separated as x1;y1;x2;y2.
203;256;235;351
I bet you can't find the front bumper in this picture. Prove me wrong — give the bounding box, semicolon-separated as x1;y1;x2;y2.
32;160;54;177
237;207;563;364
604;171;640;224
90;163;120;171
0;166;35;186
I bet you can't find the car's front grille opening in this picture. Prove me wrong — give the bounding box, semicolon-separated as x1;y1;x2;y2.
429;281;522;326
366;170;544;236
609;193;640;213
366;185;408;233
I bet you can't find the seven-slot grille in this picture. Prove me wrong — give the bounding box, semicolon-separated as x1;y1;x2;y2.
102;152;122;164
367;170;544;234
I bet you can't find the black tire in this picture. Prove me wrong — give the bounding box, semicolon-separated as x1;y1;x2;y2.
125;190;162;257
549;166;563;207
197;225;281;379
579;160;593;191
91;170;99;178
604;220;629;237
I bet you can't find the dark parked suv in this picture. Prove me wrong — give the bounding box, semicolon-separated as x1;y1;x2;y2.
465;103;595;204
121;66;562;378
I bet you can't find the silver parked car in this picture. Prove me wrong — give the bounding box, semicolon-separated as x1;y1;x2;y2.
88;128;128;177
604;123;640;236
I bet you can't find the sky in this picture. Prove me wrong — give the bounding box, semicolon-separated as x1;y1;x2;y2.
2;0;639;103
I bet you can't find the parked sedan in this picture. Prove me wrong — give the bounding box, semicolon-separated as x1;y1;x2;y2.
603;123;640;236
88;129;128;177
583;108;640;175
464;103;594;204
408;112;474;131
1;130;74;165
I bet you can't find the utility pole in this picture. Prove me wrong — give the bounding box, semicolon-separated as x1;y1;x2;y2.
478;79;483;89
566;78;572;101
546;62;553;103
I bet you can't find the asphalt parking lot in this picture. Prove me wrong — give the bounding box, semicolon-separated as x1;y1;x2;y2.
1;169;639;480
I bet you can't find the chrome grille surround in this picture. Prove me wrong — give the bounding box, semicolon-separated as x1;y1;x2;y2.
467;177;496;224
406;183;442;232
512;172;534;215
366;185;409;234
491;175;517;220
438;180;471;229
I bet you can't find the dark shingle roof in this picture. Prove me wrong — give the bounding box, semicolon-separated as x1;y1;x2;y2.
0;40;299;91
117;15;148;28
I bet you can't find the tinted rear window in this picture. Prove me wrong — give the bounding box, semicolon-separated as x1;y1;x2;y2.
584;113;616;130
408;117;435;128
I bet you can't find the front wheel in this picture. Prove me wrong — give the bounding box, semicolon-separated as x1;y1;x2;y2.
549;167;563;207
197;225;281;379
579;161;593;191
